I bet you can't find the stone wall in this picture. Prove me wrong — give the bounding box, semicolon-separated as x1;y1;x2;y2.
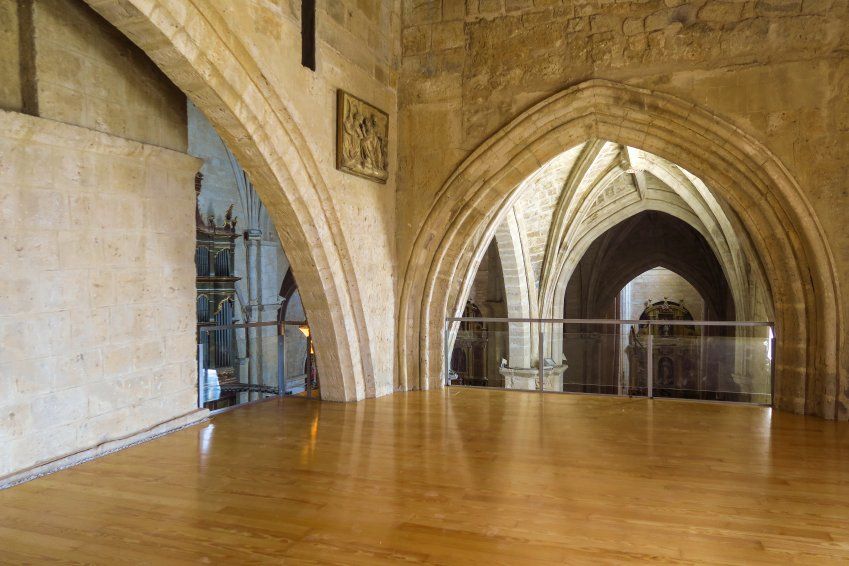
0;1;21;111
564;211;732;320
621;268;705;320
398;1;849;267
2;0;186;150
33;0;186;150
0;110;199;478
316;0;400;396
397;0;849;278
0;1;199;479
467;240;503;311
460;239;508;384
232;0;402;397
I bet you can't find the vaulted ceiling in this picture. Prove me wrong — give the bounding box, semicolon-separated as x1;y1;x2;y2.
487;139;772;322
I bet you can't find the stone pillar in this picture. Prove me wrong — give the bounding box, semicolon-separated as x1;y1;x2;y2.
494;213;534;368
498;365;567;391
244;228;262;392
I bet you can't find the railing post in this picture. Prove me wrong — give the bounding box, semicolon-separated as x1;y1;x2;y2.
277;322;286;397
646;326;653;399
538;322;544;393
197;330;206;409
444;321;450;386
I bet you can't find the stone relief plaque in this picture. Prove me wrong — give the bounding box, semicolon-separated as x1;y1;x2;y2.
336;90;389;183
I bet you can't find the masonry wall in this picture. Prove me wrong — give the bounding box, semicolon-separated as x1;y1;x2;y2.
467;240;505;315
397;1;849;401
620;268;705;320
0;1;20;111
32;0;186;150
314;0;400;397
0;0;199;479
0;110;199;478
0;0;186;148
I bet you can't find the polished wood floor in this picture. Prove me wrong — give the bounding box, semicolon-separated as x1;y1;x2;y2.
2;389;849;564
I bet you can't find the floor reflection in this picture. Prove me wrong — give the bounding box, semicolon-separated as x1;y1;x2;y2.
2;391;849;563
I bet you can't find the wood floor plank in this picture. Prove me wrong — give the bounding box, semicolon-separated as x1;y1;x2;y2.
2;390;849;564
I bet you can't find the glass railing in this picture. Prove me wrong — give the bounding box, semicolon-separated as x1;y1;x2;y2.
445;318;774;405
197;320;318;411
446;320;516;389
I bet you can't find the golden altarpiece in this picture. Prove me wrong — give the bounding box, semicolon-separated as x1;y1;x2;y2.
626;299;701;397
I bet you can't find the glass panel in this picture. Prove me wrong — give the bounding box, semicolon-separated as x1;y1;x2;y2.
199;322;280;411
620;321;648;396
501;320;537;391
555;322;646;395
282;322;317;397
539;321;560;393
648;325;772;404
445;318;773;405
448;321;533;389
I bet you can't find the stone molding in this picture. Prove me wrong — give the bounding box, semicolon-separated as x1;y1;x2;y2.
0;408;208;490
0;108;200;172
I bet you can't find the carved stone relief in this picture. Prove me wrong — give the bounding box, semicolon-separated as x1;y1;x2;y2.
336;90;389;183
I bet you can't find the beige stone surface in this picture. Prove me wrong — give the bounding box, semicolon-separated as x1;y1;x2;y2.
621;268;705;321
33;0;187;150
0;0;21;111
0;110;200;477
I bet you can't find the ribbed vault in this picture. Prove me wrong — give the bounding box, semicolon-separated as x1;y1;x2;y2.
463;140;770;365
563;211;735;321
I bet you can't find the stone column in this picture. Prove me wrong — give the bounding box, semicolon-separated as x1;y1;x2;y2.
244;228;262;393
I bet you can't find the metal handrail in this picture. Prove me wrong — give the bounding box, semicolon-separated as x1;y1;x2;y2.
198;320;308;332
197;320;315;410
446;317;773;327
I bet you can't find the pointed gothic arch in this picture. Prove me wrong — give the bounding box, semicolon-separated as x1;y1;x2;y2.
399;79;843;418
84;0;377;401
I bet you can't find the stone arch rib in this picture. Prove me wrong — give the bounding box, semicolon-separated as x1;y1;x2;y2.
86;0;376;400
399;79;842;419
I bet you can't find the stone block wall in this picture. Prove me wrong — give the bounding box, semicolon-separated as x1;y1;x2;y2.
0;110;199;478
1;0;186;150
621;268;705;321
34;0;186;150
0;0;21;111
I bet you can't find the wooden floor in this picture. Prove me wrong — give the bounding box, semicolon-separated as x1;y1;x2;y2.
2;389;849;564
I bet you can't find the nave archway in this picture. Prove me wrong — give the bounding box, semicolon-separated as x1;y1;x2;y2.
85;0;377;401
399;79;843;418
